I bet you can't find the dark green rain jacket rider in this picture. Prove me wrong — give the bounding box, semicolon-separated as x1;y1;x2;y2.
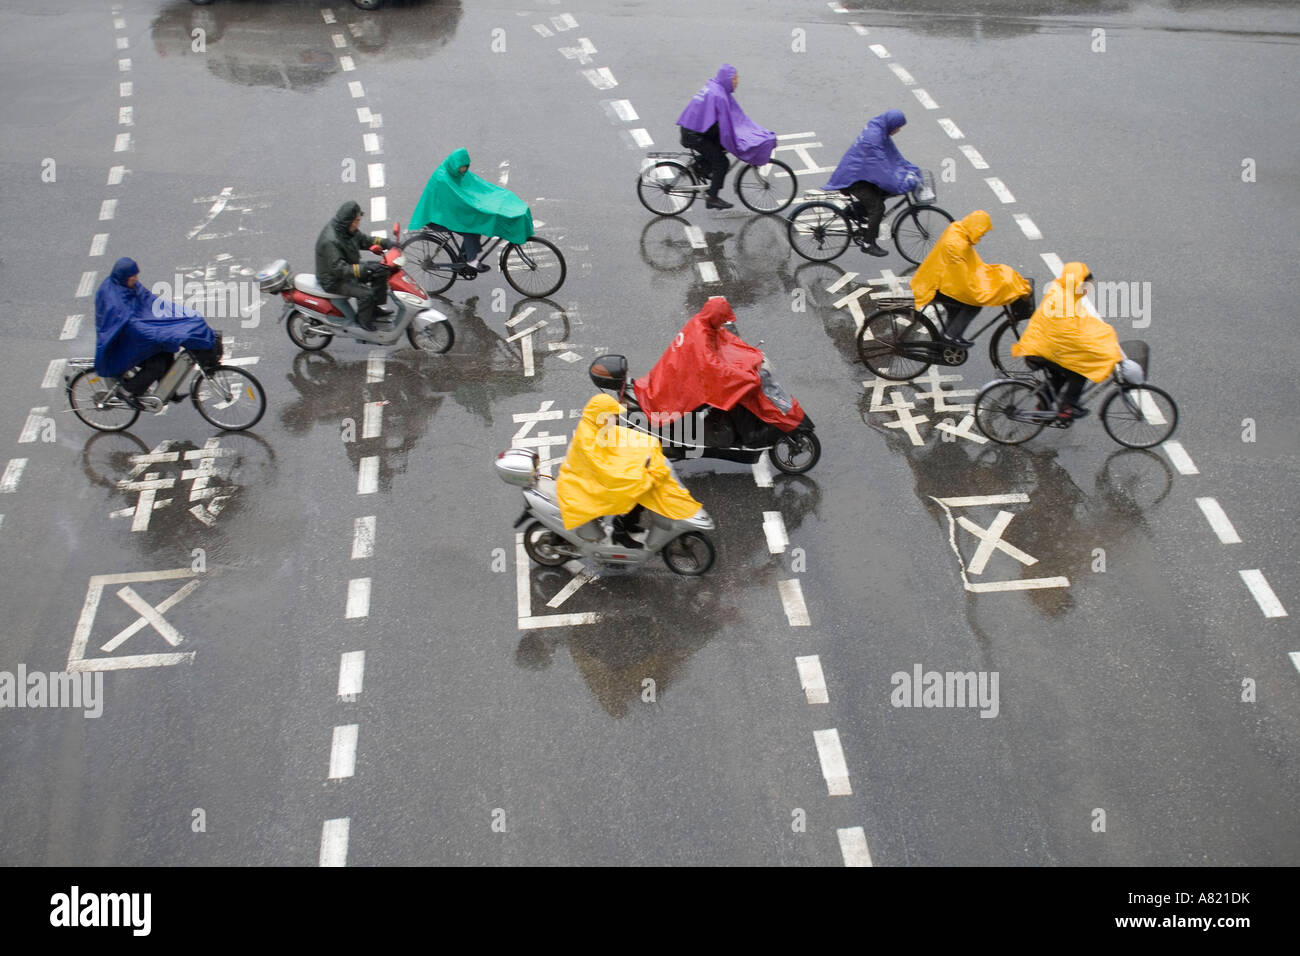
315;200;387;290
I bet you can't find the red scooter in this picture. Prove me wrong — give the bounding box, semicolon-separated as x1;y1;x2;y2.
257;224;454;353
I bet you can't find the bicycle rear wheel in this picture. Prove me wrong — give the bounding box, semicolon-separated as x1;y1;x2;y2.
857;308;938;380
893;204;954;264
734;159;797;213
67;369;139;432
1100;384;1178;448
398;232;457;295
787;202;852;262
192;366;266;431
500;237;566;298
974;380;1048;445
637;161;696;215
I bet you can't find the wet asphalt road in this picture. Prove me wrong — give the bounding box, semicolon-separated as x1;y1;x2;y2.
0;0;1297;867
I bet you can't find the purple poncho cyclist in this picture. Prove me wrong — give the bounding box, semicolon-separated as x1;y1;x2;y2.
676;64;776;210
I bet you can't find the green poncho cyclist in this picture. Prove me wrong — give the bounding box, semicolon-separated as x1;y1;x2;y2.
409;148;535;278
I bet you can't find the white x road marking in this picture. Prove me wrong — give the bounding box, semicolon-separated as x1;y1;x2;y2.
69;568;202;671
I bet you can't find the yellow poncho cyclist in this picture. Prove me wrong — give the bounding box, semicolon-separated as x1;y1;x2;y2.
556;395;702;548
910;209;1032;347
1011;261;1123;421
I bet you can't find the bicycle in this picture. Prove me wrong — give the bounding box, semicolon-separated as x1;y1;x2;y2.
65;347;267;433
857;278;1037;380
398;225;567;299
786;170;954;265
636;148;798;215
973;341;1178;449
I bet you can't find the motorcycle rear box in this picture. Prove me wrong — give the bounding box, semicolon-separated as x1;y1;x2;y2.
256;260;291;293
495;448;538;487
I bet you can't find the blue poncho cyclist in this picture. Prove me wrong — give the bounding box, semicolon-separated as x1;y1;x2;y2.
824;109;922;257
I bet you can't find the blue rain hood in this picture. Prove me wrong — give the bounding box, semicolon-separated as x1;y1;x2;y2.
823;109;921;194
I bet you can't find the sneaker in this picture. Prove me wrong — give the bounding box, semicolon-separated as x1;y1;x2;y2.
862;242;889;258
704;196;734;210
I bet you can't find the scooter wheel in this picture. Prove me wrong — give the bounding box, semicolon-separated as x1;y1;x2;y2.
522;521;569;567
287;311;332;351
769;430;821;475
662;531;715;576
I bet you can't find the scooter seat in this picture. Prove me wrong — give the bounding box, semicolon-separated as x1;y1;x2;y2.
293;274;348;299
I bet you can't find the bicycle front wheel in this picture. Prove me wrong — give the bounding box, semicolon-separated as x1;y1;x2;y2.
988;315;1030;377
893;204;954;265
974;380;1048;445
858;308;938;380
67;369;139;432
1100;384;1178;448
192;366;267;431
501;237;566;298
735;159;797;213
398;232;457;295
787;202;851;262
637;161;696;215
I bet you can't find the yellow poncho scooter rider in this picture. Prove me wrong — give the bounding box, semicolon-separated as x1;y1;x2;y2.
1011;261;1123;421
910;209;1032;347
556;394;703;548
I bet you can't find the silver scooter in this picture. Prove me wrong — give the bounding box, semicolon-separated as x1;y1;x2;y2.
495;448;717;575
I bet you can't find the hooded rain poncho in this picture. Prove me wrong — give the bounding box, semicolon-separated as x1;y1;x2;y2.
555;394;703;530
634;297;805;431
676;64;777;167
824;108;921;195
94;257;216;377
1011;262;1122;382
910;210;1031;309
408;148;534;244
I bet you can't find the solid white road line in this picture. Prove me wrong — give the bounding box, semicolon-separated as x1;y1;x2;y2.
985;177;1015;203
813;729;852;795
357;456;378;494
1239;570;1287;618
338;651;365;699
351;516;375;559
362;402;384;439
345;578;371;619
329;724;359;779
1195;497;1241;544
1161;440;1199;475
837;827;873;866
778;579;811;626
0;459;27;493
319;818;349;866
762;511;789;554
795;655;828;704
546;568;598;609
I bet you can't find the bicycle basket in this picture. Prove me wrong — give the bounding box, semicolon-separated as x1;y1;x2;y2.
910;169;937;204
1008;277;1036;321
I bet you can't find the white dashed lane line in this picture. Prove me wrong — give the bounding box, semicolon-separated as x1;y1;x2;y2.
795;655;828;704
345;578;371;619
762;511;789;554
938;118;963;139
41;360;66;389
813;729;852;796
319;818;349;866
1;459;28;493
837;826;873;866
351;516;376;559
959;145;988;169
338;651;366;699
1195;497;1242;545
984;177;1016;203
1162;440;1200;476
328;724;359;779
362;402;384;440
357;456;378;495
1239;570;1287;619
777;579;811;627
75;272;97;298
1013;214;1042;240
